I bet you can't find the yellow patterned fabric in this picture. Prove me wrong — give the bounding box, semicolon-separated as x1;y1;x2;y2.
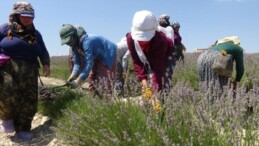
152;100;161;113
142;87;152;101
142;87;162;113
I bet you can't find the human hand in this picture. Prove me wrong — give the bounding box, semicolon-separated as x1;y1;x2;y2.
182;44;186;52
43;65;51;77
66;80;79;89
121;72;126;80
67;73;76;82
66;78;84;89
141;79;148;89
232;80;237;90
142;87;152;102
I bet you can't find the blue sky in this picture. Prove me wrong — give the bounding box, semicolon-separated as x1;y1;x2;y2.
1;0;258;56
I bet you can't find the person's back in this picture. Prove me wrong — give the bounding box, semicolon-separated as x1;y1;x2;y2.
211;42;244;82
127;10;175;113
127;30;174;91
157;14;174;43
59;24;117;97
197;36;244;103
81;34;116;67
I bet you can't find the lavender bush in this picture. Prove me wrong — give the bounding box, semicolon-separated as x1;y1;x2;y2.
40;53;258;145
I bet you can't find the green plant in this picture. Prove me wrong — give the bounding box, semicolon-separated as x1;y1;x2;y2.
38;53;259;145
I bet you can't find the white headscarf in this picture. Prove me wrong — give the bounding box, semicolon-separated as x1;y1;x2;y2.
131;10;158;41
216;36;240;46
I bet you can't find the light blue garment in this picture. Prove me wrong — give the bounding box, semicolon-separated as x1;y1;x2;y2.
71;34;117;80
116;37;131;73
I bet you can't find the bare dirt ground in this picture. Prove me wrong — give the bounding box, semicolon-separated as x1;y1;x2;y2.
0;77;67;146
0;77;143;146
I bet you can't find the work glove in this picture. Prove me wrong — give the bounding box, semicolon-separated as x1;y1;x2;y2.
66;78;84;89
67;73;76;82
66;80;79;89
152;100;161;113
142;87;152;102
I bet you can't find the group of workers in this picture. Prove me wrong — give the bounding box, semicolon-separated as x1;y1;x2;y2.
0;1;244;141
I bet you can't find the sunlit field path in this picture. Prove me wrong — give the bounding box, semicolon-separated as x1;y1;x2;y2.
0;77;68;146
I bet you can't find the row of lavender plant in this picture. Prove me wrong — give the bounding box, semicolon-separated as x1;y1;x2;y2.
53;53;258;145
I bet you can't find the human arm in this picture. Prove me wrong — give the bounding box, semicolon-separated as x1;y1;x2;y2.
68;47;74;72
223;43;244;82
76;40;94;81
43;65;50;77
36;30;51;77
234;48;244;82
0;23;9;41
67;43;92;89
67;47;83;82
66;77;84;89
67;38;95;89
126;35;148;81
181;44;186;52
141;79;148;89
122;50;131;73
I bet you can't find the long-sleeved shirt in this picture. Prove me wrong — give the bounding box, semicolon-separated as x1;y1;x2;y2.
72;34;117;81
158;26;174;44
126;31;175;90
0;23;50;66
116;37;131;72
122;51;131;72
211;42;244;82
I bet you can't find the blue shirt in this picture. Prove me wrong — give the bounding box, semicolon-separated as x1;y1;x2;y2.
72;34;117;80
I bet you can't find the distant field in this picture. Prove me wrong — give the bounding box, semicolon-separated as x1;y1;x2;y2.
49;55;70;80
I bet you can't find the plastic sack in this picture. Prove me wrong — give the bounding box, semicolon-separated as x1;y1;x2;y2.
0;53;11;67
212;52;233;77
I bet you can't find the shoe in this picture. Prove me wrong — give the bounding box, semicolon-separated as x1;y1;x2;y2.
1;119;15;133
16;131;33;140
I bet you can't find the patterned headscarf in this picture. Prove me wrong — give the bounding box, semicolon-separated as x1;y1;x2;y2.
12;1;35;17
158;14;170;28
7;1;36;44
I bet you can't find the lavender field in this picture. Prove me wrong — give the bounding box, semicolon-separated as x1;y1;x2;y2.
41;52;259;146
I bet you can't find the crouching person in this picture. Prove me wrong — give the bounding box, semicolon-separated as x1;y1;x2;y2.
197;36;244;103
59;24;117;98
127;10;175;113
